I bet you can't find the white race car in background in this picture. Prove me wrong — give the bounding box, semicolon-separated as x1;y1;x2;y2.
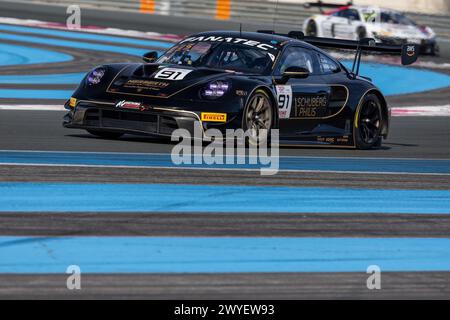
303;2;439;55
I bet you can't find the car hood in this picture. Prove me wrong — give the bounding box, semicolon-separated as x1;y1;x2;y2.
374;23;434;39
106;63;232;98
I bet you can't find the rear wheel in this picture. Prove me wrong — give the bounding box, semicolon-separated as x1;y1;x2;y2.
87;129;124;139
357;27;367;40
431;43;440;56
243;90;274;146
355;94;383;150
306;20;318;37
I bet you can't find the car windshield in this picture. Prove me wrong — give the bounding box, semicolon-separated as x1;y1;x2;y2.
380;11;416;25
157;41;276;74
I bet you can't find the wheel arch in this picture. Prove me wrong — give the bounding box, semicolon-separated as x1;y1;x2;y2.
354;88;389;139
305;17;324;37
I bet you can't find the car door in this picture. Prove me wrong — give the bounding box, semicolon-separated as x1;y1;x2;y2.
328;8;362;40
273;46;332;139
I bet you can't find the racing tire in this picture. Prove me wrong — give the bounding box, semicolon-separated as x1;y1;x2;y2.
357;27;367;40
306;20;318;37
431;43;440;57
242;89;274;147
87;129;124;139
355;94;383;150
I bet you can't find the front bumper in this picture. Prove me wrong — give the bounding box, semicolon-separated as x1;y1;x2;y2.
63;100;238;137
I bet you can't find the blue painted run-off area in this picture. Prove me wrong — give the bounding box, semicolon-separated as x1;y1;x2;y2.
1;151;449;174
0;237;449;273
0;23;448;98
0;24;173;49
0;32;151;57
0;43;73;67
0;73;84;84
342;61;450;96
0;89;74;99
1;182;450;214
0;23;449;98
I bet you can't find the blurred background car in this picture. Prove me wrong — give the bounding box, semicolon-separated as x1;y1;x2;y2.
303;1;439;55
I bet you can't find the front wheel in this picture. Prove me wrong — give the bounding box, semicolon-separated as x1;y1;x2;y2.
355;94;383;150
87;129;124;139
242;90;274;147
306;20;318;37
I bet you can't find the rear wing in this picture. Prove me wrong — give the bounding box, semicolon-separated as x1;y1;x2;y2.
258;30;419;76
303;1;354;13
300;35;420;66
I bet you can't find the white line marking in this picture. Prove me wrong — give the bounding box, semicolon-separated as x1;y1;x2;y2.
391;105;450;117
2;105;450;117
0;17;181;42
2;149;450;162
0;149;449;162
0;105;65;111
0;162;449;176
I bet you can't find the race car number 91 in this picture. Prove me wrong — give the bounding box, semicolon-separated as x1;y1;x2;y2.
154;68;192;80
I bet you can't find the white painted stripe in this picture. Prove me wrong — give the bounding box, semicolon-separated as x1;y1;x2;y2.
1;162;449;177
0;17;181;42
1;149;449;162
391;105;450;116
2;105;450;117
0;105;65;111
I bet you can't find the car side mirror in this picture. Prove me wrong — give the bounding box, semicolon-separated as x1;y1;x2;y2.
143;51;158;63
282;66;310;79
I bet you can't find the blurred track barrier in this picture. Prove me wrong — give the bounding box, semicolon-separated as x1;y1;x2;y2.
216;0;231;20
140;0;155;13
4;1;449;37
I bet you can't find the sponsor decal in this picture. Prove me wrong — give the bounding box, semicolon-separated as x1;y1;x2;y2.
276;85;293;119
294;95;328;118
180;36;277;52
406;45;416;57
235;90;247;96
124;80;170;90
154;68;193;81
201;112;227;122
116;100;149;112
69;97;77;108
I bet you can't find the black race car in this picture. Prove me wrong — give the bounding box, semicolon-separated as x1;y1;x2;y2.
63;30;418;149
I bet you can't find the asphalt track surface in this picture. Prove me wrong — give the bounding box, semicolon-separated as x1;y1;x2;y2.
0;2;449;300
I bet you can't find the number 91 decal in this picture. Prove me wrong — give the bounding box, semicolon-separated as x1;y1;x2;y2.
154;68;193;81
276;85;293;119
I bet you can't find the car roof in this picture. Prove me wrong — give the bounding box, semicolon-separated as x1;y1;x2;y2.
349;5;403;14
189;31;319;51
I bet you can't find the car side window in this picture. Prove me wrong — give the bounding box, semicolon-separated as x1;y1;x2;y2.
317;53;339;74
275;46;317;75
339;9;361;21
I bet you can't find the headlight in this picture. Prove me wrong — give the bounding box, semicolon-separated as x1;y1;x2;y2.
86;67;106;86
373;30;393;38
201;80;230;98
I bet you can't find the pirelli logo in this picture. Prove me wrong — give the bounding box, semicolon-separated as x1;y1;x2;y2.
201;112;227;122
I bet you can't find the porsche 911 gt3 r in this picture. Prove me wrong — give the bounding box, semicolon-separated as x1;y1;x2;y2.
303;2;438;55
63;30;418;149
